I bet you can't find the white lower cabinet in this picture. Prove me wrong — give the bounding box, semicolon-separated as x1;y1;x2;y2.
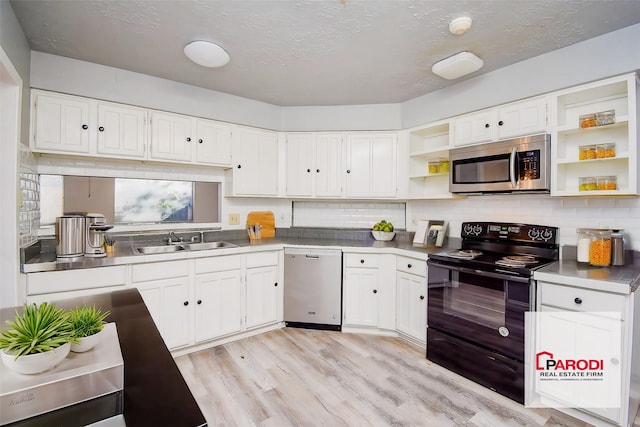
536;280;640;427
131;260;191;350
25;265;127;304
194;255;244;342
395;256;427;347
342;253;395;331
245;251;282;329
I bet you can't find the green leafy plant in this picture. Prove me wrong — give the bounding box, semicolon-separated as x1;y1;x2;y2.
0;302;76;360
69;306;110;338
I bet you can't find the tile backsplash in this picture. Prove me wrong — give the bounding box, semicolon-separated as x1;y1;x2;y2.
293;201;406;229
408;194;640;251
19;172;40;248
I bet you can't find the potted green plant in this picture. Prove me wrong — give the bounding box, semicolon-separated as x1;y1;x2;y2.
68;305;110;353
0;302;76;374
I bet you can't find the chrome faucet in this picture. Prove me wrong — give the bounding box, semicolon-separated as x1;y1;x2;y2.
190;231;205;243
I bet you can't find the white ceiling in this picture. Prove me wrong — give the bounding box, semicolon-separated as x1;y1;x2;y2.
10;0;640;107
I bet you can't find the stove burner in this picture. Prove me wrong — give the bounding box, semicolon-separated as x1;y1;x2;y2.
495;255;539;268
445;250;482;260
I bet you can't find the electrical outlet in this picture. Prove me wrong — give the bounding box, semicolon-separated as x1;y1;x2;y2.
229;213;240;225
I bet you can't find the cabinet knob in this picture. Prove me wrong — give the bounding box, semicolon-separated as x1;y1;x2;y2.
198;139;203;144
98;126;105;132
408;263;412;268
373;289;377;294
498;120;504;126
186;137;191;142
611;358;619;365
420;295;425;300
360;259;365;264
237;164;241;169
574;297;582;305
484;123;490;128
197;299;202;305
347;169;351;173
274;282;278;287
82;124;88;130
307;169;311;172
183;301;189;306
316;169;320;173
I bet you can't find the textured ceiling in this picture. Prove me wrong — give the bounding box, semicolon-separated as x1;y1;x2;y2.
9;0;640;106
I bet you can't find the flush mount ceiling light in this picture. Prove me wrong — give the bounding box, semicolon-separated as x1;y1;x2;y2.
184;41;230;68
432;51;483;80
449;16;473;35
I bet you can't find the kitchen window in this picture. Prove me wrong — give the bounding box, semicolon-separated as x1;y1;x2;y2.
39;175;220;228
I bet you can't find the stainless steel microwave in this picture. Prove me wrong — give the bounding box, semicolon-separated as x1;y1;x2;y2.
449;134;551;194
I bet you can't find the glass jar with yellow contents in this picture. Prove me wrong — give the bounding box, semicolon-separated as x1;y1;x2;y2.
589;230;612;266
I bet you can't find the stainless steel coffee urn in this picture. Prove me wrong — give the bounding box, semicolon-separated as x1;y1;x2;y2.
84;213;113;257
55;214;85;258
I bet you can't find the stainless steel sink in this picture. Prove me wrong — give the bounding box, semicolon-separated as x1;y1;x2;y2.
135;245;186;254
184;241;238;251
135;241;237;254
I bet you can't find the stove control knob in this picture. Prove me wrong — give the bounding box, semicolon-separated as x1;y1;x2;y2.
498;326;509;337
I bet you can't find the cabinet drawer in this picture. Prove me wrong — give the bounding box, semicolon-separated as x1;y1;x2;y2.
132;260;189;282
246;251;279;268
396;256;426;277
26;266;127;295
344;253;379;268
195;254;243;274
539;282;625;317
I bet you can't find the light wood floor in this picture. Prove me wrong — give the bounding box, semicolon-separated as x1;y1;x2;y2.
176;328;637;427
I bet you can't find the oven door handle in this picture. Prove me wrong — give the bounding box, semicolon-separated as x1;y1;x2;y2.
428;261;531;284
509;147;517;188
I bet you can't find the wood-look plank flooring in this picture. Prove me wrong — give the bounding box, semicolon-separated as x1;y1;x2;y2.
175;328;638;427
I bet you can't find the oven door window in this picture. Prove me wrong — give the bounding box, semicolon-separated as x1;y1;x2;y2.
444;272;505;329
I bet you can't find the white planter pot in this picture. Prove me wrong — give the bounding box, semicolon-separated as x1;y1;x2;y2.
1;342;70;375
71;328;104;353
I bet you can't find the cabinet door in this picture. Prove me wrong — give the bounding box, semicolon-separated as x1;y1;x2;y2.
194;119;232;166
345;134;397;197
150;111;193;162
343;268;378;327
96;102;146;159
194;270;243;342
33;93;91;153
245;266;279;329
537;306;622;423
314;134;343;197
286;134;314;197
136;277;191;350
396;271;427;343
497;97;547;139
453;109;496;146
232;128;279;195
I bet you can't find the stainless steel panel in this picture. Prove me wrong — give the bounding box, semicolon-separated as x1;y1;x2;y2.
55;215;85;257
1;323;124;425
284;248;342;326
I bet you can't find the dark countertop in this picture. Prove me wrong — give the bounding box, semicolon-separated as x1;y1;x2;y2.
0;289;207;427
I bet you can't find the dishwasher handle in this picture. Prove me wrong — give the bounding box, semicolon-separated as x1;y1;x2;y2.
305;254;320;259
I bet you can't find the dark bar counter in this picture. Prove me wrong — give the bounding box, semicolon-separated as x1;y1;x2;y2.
1;289;207;427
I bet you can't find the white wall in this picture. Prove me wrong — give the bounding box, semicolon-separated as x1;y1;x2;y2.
402;23;640;128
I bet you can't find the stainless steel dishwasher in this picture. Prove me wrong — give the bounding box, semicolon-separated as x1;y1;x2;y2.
284;247;342;331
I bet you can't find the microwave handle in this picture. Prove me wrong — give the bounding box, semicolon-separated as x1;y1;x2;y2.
509;147;517;188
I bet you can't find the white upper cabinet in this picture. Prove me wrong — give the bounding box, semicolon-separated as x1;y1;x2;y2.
285;133;343;198
149;111;194;162
194;118;233;166
550;73;639;196
345;133;397;198
453;96;548;146
96;102;147;159
32;92;92;154
228;127;279;196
